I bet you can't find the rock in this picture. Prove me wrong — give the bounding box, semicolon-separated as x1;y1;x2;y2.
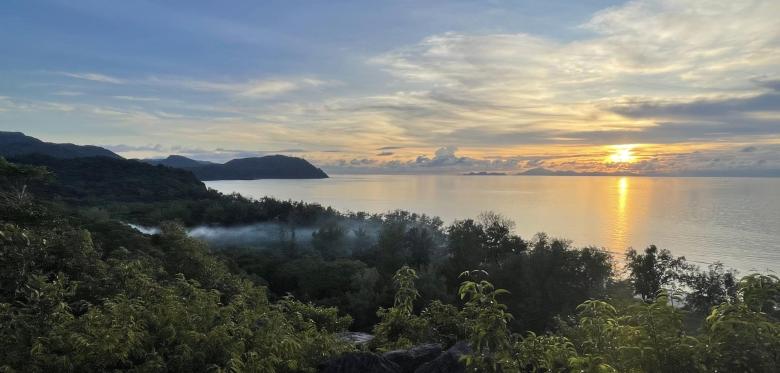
337;332;375;345
319;352;401;373
383;344;443;373
413;341;471;373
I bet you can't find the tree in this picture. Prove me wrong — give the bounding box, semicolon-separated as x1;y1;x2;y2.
445;219;486;288
404;226;436;267
478;212;524;263
682;262;738;314
0;157;51;223
626;245;691;301
311;222;347;260
376;221;408;277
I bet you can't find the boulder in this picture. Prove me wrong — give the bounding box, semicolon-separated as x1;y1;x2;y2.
413;341;471;373
319;352;401;373
382;344;443;373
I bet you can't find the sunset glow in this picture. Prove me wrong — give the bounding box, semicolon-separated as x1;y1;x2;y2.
1;0;778;176
608;146;636;164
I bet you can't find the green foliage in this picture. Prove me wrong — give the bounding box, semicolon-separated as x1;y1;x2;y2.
459;270;515;373
420;300;465;347
371;266;430;351
513;332;577;372
681;262;738;314
702;274;780;372
565;293;705;372
0;189;353;372
739;273;780;317
489;235;615;332
393;266;419;315
2;157;779;372
0;157;52;223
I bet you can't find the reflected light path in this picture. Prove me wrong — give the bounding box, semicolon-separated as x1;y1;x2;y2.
612;177;630;263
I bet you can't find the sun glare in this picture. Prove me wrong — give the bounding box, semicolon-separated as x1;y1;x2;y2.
608;145;636;164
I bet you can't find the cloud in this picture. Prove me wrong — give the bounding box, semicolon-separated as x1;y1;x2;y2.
350;158;377;165
104;144;165;152
525;159;544;167
610;92;780;120
112;95;161;102
8;0;779;176
754;78;780;92
327;146;522;174
55;72;331;99
58;72;125;84
52;91;84;96
145;76;331;98
274;148;307;153
365;0;780;149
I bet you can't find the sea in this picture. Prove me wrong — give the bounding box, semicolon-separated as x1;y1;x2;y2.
206;175;780;275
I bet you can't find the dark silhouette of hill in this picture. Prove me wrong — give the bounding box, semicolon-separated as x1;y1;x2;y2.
0;131;120;159
143;155;214;168
8;154;212;202
145;155;329;180
1;132;327;180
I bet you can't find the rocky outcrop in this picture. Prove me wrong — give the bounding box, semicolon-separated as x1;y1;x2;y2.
383;344;442;373
319;342;470;373
319;352;400;373
413;341;471;373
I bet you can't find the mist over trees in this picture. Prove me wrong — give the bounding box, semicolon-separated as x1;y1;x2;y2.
1;156;778;372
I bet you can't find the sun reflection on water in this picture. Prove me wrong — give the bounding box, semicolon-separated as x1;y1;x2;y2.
613;177;630;256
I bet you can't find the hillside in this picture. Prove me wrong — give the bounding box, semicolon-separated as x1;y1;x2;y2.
8;154;212;202
0;131;120;159
143;155;214;168
146;154;329;180
1;132;327;181
1;156;778;372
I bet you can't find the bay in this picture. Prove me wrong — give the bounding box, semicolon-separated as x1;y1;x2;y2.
206;175;780;274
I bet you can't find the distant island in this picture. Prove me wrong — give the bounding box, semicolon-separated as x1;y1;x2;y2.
517;167;639;177
463;171;507;176
516;167;780;178
0;131;328;181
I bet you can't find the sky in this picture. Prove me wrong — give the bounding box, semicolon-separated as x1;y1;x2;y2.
1;0;779;175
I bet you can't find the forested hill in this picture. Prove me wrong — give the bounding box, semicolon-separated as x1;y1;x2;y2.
5;153;332;226
1;132;328;180
8;154;213;202
0;131;120;159
190;155;328;180
142;154;214;168
143;154;329;180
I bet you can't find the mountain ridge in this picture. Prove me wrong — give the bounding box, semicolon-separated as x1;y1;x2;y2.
0;131;121;159
0;132;328;180
143;154;329;180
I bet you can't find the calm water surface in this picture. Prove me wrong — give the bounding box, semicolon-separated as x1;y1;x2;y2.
206;175;780;274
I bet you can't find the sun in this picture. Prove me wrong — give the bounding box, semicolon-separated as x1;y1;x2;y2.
608;145;636;164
